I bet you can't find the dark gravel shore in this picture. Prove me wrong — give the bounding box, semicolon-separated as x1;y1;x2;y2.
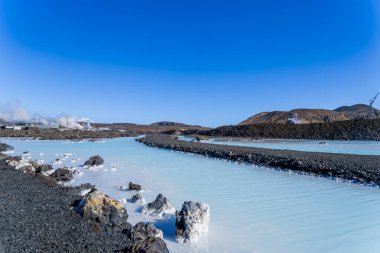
0;157;129;252
139;135;380;186
0;154;168;253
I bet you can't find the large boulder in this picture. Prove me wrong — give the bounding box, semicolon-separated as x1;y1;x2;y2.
52;168;73;181
78;191;130;233
84;155;104;167
142;194;175;217
175;201;210;243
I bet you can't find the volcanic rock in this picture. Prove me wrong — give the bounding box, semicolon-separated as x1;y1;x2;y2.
175;201;210;243
0;143;14;153
142;194;175;217
84;155;104;167
52;168;73;181
129;182;142;191
78;191;130;233
131;194;146;205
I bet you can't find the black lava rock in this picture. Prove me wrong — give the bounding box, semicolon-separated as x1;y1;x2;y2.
129;182;142;191
84;155;104;167
52;168;73;181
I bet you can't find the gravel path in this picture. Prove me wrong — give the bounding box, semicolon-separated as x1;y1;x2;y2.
139;135;380;186
0;155;132;253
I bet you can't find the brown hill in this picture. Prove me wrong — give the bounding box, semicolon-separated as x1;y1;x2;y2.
239;104;380;125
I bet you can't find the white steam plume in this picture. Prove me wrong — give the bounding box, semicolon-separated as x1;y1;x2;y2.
0;101;31;122
0;101;93;129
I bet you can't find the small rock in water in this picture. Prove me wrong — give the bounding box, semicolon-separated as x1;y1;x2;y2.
52;168;73;182
129;182;142;191
84;155;104;167
53;158;62;164
131;194;146;205
142;194;175;217
175;201;210;243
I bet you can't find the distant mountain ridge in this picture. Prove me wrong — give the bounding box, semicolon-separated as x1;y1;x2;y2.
239;104;380;125
150;121;193;127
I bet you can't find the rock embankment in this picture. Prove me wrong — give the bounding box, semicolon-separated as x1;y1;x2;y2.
138;135;380;186
188;118;380;141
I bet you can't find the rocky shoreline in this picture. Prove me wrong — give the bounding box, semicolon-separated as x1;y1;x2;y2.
0;152;169;253
0;128;137;140
0;140;212;252
138;135;380;187
187;118;380;141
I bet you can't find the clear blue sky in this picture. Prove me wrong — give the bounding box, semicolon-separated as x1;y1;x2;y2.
0;0;379;126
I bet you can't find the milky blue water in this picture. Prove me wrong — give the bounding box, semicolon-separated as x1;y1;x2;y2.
2;138;380;253
200;138;380;155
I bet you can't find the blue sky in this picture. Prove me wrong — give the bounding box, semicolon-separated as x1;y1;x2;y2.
0;0;379;126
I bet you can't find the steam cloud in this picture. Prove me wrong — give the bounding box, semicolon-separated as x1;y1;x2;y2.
0;101;93;129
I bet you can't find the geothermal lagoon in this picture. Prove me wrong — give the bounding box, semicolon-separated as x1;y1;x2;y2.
3;137;380;253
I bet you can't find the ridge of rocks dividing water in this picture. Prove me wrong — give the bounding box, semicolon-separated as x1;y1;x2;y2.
138;134;380;187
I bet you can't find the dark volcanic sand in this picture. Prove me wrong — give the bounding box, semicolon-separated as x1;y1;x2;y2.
0;156;133;253
139;135;380;186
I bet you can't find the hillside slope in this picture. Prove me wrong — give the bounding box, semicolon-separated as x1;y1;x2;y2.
239;104;380;125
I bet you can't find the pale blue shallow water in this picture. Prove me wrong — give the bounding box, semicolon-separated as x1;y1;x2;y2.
2;137;380;253
200;138;380;155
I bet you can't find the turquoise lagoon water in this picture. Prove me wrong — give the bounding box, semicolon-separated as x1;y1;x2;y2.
2;137;380;253
200;138;380;155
